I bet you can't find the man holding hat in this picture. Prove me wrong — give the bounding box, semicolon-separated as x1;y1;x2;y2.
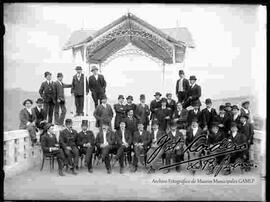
150;92;162;121
135;94;150;130
125;95;137;116
175;70;190;103
156;98;172;132
54;72;72;125
114;95;126;130
39;71;56;123
88;65;107;108
76;120;95;173
59;119;79;174
41;123;65;176
183;75;202;109
201;98;217;131
33;98;47;130
71;66;87;116
93;94;114;128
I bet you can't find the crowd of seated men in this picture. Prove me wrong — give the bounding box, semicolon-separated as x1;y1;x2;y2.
18;69;254;176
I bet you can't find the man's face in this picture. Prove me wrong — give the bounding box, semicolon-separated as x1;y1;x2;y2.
46;75;52;81
219;109;225;115
190;80;196;85
25;101;32;108
102;125;108;131
231;126;237;133
37;103;43;108
161;102;167;107
92;69;98;75
76;69;82;74
120;122;126;130
167;94;172;100
232;109;238;115
177;103;183;110
191;122;198;128
240;117;246;124
179;73;184;78
206;103;212;108
171;126;177;131
211;126;219;134
243;103;250;109
226;106;231;112
128;110;133;117
66;123;72;129
152;124;159;130
119;98;124;104
82;125;87;131
58;76;63;81
127;99;132;104
155;95;161;100
140;98;145;104
138;124;144;131
48;126;54;134
101;98;107;104
194;105;199;110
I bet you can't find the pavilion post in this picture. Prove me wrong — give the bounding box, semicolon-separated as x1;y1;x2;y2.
72;48;77;117
83;46;88;117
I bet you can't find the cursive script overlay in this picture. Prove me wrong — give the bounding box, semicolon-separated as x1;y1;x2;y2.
146;134;255;176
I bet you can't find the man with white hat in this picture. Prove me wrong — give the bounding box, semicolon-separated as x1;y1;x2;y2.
88;65;107;108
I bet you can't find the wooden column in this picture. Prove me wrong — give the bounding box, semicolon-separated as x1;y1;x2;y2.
83;46;88;117
72;48;77;116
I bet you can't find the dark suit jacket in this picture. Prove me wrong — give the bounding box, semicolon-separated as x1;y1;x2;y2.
95;130;116;146
214;114;231;134
156;107;172;131
185;127;206;148
93;104;114;127
125;103;137;115
115;129;133;145
167;130;185;154
150;99;162;120
186;84;202;106
172;108;188;128
239;122;254;144
166;99;176;115
201;108;218;129
135;103;150;125
114;103;126;129
133;130;151;146
41;132;58;153
88;74;106;93
59;128;78;149
76;130;95;148
227;132;248;159
123;116;138;136
207;131;225;145
175;78;190;94
39;81;56;103
33;107;46;128
71;74;87;96
19;108;36;129
54;80;72;102
187;109;203;127
228;114;241;129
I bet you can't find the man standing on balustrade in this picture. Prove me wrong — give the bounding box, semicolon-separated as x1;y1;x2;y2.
94;94;114;128
88;65;107;109
71;66;87;116
114;95;126;130
135;94;150;130
175;70;190;104
19;99;37;145
183;75;202;109
41;123;65;176
59;119;79;175
39;71;56;123
54;73;72;125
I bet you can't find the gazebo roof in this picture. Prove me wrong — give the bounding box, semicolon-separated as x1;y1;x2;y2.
63;13;195;64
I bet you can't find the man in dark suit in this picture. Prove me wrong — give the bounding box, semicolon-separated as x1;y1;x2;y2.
166;93;176;116
150;92;162;121
114;95;126;130
123;109;138;140
114;121;133;173
156;98;172;132
224;102;233;117
76;120;95;173
88;66;107;108
183;75;202;109
39;71;56;123
71;66;87;116
175;70;190;103
54;73;72;125
59;119;78;175
19;99;37;145
33;98;47;130
95;122;117;174
125;95;137;116
201;98;218;131
240;101;252;123
172;102;188;129
215;105;231;135
228;105;241;129
133;122;151;172
93;94;114;128
187;101;203;128
135;94;150;130
41;123;65;176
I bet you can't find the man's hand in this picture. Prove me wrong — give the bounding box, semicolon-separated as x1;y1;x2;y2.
165;116;170;120
66;146;72;150
218;124;224;127
57;98;61;103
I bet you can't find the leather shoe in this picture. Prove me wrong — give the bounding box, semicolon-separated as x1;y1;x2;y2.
120;167;124;174
107;169;112;174
59;170;65;176
71;168;78;175
88;168;93;173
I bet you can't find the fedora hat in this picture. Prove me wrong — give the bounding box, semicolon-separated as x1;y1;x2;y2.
75;66;82;70
57;72;63;78
205;98;212;104
242;100;250;106
154;92;162;97
126;95;133;100
23;99;33;106
232;105;239;110
36;98;44;104
81;120;89;126
91;66;98;72
44;71;51;78
118;95;124;100
189;75;197;80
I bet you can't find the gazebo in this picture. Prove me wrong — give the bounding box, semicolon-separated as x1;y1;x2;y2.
63;12;194;121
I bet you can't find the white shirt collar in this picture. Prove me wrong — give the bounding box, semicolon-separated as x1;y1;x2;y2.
102;103;107;108
232;132;237;138
242;108;249;113
26;108;32;114
191;83;196;88
171;130;176;136
192;127;198;136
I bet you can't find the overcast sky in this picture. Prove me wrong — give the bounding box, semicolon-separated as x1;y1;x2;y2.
4;3;266;116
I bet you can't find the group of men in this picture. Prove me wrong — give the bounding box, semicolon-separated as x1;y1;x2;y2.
20;67;255;176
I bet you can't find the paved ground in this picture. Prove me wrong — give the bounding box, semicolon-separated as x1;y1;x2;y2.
4;161;265;201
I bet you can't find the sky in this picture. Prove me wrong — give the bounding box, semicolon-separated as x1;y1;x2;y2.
3;4;266;117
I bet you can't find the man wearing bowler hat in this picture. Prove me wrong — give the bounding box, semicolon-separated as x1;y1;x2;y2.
150;92;162;121
135;94;150;130
175;70;190;103
114;95;126;130
54;73;72;125
71;66;87;116
39;71;56;123
201;98;217;131
183;75;202;109
88;65;107;108
125;95;137;116
224;102;232;117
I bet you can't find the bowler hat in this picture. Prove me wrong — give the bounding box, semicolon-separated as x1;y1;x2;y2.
36;98;44;104
91;66;98;72
232;105;239;110
219;105;225;111
140;94;145;100
118;95;124;100
126;95;133;100
81;120;88;126
189;75;197;80
242;100;250;106
192;100;200;107
65;119;73;125
161;98;167;103
23;99;33;106
57;72;63;78
225;102;231;107
205;98;212;104
44;71;51;78
154;92;162;97
75;66;82;70
44;123;54;131
240;114;249;120
179;70;184;75
151;120;159;126
166;93;172;97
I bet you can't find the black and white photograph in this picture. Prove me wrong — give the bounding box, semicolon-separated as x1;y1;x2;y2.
3;3;266;201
